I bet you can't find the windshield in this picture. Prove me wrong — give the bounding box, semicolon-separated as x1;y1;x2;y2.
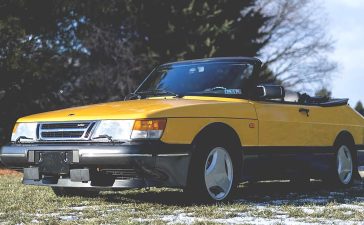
136;62;254;97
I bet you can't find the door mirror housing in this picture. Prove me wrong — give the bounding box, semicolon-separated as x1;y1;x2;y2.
256;84;285;100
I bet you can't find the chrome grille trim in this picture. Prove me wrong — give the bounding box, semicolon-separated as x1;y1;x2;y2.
38;121;98;141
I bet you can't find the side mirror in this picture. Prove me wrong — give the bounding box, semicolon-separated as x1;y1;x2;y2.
256;84;285;100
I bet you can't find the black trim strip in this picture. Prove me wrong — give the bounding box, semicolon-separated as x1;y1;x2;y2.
254;99;348;107
243;146;335;155
5;141;192;155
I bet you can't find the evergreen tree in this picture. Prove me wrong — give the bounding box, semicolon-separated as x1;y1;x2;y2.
137;0;269;62
315;88;332;98
355;101;364;116
0;0;335;144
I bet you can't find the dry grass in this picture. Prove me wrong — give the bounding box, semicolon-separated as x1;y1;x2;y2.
0;172;364;225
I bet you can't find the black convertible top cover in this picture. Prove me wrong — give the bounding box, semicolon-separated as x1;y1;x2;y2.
318;98;349;107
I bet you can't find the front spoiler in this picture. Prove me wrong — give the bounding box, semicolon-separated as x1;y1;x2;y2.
0;142;191;188
23;177;166;189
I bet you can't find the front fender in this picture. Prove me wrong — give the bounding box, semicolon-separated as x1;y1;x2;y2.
161;117;258;146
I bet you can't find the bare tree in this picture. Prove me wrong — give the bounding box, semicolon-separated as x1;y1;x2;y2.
255;0;336;91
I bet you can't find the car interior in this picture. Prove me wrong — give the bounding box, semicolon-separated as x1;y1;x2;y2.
282;89;348;107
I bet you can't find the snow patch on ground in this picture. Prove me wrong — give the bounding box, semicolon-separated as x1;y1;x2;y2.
59;215;79;221
70;206;89;211
134;212;364;225
131;198;364;225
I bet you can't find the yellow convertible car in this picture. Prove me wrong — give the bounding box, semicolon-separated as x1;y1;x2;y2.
1;57;364;202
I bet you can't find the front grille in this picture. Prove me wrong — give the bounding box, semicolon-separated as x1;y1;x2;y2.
42;122;91;129
39;121;97;141
41;131;84;138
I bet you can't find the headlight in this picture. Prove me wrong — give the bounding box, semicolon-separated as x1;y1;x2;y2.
131;119;166;140
92;119;167;141
92;120;134;141
11;122;38;142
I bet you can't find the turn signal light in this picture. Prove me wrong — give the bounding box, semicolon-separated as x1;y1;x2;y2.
131;119;167;139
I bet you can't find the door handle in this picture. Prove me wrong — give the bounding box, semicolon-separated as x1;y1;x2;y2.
299;108;310;117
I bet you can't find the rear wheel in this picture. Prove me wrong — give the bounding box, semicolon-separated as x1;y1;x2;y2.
52;187;100;197
335;144;354;186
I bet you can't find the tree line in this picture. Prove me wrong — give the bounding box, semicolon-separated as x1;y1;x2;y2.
356;102;364;116
0;0;339;144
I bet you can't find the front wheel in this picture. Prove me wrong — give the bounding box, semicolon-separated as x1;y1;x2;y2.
185;140;240;202
204;147;234;201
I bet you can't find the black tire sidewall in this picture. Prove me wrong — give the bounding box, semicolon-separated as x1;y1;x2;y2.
186;137;241;202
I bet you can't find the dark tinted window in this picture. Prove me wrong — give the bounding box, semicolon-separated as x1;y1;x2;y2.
137;62;254;97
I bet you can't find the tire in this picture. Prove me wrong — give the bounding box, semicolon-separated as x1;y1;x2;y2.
52;187;100;197
185;136;241;202
332;142;356;187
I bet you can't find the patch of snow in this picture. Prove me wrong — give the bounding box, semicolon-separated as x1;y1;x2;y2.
295;197;330;204
70;206;89;211
336;204;364;210
300;208;317;214
161;213;197;224
59;215;78;221
140;213;364;225
354;197;364;201
343;211;354;215
329;192;346;196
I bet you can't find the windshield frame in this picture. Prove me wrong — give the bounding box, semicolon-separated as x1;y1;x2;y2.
133;58;262;99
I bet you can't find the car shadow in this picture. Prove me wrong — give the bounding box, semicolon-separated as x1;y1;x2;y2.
100;180;364;207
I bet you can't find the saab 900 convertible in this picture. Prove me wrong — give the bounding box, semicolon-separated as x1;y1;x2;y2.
1;57;364;202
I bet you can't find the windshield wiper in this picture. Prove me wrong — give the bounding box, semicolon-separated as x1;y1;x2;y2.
135;89;183;98
124;93;142;100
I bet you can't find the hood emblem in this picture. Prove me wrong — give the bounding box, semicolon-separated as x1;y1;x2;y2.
68;113;75;116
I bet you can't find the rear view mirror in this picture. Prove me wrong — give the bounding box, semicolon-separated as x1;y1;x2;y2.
256;84;285;100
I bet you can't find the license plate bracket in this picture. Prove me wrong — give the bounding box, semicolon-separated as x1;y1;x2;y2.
35;151;72;175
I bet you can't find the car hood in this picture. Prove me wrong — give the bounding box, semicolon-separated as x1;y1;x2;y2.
17;96;257;122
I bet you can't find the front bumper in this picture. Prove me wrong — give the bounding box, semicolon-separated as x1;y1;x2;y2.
0;142;191;189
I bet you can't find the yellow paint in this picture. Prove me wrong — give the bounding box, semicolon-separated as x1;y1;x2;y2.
161;118;258;146
253;101;364;146
308;105;364;146
17;97;256;122
253;102;311;146
15;96;364;146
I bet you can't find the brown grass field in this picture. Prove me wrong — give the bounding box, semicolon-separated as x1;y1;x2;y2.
0;169;364;224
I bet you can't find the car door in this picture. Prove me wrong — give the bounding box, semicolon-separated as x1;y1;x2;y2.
244;100;312;180
304;105;350;147
254;101;310;147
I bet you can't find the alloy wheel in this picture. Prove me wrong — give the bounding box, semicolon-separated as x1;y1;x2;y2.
204;147;234;200
336;145;353;185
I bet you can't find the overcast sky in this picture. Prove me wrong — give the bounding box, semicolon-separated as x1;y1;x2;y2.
323;0;364;106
